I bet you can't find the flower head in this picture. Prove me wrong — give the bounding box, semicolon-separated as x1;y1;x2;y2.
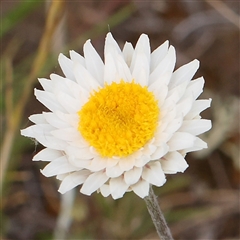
21;33;211;199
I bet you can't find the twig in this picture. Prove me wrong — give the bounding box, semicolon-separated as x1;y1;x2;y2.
0;1;65;191
144;186;174;240
173;9;234;41
205;0;240;30
5;59;14;121
0;39;22;191
45;2;75;239
54;190;76;240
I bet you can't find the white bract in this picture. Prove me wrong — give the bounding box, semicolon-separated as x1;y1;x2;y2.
21;33;211;199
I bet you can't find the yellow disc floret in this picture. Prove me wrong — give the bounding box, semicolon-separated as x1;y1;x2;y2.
78;80;159;157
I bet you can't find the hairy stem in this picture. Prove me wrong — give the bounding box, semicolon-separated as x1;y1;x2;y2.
144;186;173;240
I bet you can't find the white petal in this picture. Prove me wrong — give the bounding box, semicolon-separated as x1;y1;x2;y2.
161;151;188;174
56;173;68;180
105;157;119;168
156;116;170;132
106;164;124;178
50;74;72;96
37;135;66;150
115;54;133;82
38;78;53;92
41;156;80;177
164;117;183;134
55;111;79;129
104;34;124;83
168;132;195;151
154;132;173;146
67;156;90;168
49;75;89;110
105;32;122;54
29;114;47;124
58;53;75;80
132;65;149;86
151;143;169;160
179;119;212;136
149;81;168;107
50;74;84;101
160;96;177;118
65;145;95;160
58;170;90;194
83;39;104;85
73;61;101;92
142;161;166;186
131;179;149;198
52;74;89;103
124;167;142;185
80;171;109;195
167;80;190;104
34;89;66;112
149;72;172;93
43;112;69;129
184;137;208;152
135;154;151;167
109;176;129;199
51;128;80;142
131;34;151;86
56;92;81;114
149;46;176;85
88;157;108;171
33;148;62;161
150;40;169;72
119;155;135;171
169;59;199;89
105;46;133;83
186;77;205;100
67;137;90;148
185;99;212;119
122;42;134;66
69;50;85;66
21;124;53;139
100;184;111;197
176;95;194;117
104;51;119;84
141;143;157;156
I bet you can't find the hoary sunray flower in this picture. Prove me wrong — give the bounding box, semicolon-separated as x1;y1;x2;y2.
21;33;211;199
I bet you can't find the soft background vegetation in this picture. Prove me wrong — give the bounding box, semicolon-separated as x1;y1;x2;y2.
1;1;239;239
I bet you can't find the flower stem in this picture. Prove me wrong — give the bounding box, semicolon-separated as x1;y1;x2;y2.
144;186;174;240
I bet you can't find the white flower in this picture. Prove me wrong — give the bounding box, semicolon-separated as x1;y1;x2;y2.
21;33;212;199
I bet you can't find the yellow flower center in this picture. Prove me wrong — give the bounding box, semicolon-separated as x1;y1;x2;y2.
78;80;159;157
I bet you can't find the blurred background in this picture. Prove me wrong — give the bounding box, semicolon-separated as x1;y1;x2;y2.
1;1;239;239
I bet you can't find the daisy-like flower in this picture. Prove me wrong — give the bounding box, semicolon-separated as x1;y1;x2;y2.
21;33;211;199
